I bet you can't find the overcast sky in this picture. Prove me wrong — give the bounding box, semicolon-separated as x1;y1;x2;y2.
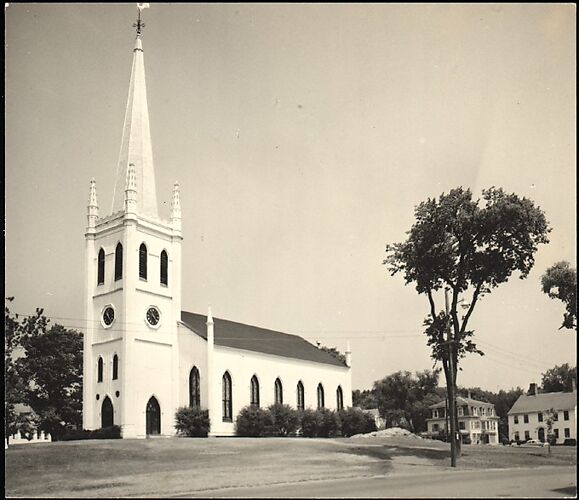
5;3;576;392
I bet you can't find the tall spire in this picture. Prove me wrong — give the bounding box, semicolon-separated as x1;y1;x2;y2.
111;8;158;218
87;178;99;228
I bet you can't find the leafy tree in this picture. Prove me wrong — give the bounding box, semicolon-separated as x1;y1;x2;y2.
540;363;577;393
373;369;441;433
17;315;83;440
319;345;346;364
385;187;550;463
541;261;577;331
5;297;26;444
352;389;377;409
268;404;300;436
174;406;210;437
339;407;377;437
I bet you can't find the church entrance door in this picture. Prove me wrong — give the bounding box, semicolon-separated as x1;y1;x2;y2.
146;397;161;435
101;396;114;428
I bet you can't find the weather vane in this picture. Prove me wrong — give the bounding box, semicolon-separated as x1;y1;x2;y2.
134;3;150;36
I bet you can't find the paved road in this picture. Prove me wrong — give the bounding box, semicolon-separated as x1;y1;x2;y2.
179;466;576;498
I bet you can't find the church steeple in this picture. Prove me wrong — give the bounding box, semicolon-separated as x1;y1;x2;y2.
111;12;158;218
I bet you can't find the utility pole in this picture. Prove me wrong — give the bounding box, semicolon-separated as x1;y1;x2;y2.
445;287;458;467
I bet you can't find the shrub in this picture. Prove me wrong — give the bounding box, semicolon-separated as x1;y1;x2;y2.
268;404;300;436
175;406;210;437
339;408;377;437
236;405;274;437
299;409;323;437
318;408;341;437
58;425;121;441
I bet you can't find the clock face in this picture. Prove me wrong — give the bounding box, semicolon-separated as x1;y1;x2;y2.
146;307;160;326
103;306;115;326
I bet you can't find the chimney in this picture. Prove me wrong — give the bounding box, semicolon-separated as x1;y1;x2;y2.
529;383;538;396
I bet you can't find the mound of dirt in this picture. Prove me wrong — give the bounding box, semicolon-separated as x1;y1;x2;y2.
350;427;423;439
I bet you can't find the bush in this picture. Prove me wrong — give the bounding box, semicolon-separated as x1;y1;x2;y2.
298;408;341;437
236;405;274;437
58;425;121;441
175;406;210;437
339;408;377;437
299;409;323;437
268;404;300;436
563;438;576;446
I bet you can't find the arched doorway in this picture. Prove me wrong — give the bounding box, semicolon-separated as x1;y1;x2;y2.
146;396;161;435
101;396;114;428
538;427;545;442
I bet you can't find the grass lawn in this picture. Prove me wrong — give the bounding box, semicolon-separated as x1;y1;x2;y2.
5;436;576;498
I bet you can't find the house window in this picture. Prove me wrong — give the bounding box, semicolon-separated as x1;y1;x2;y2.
112;354;118;380
514;432;520;441
554;429;559;439
97;357;103;383
97;248;105;285
297;381;305;411
189;367;200;407
336;386;344;411
160;250;168;286
514;415;519;424
433;423;439;432
317;383;325;409
553;412;559;421
222;372;232;422
139;243;147;280
275;378;283;405
472;407;478;416
523;414;529;424
564;428;570;438
459;421;465;430
458;407;464;417
115;243;123;281
250;375;260;408
433;409;439;418
563;411;569;421
538;412;543;422
480;407;485;416
524;430;530;440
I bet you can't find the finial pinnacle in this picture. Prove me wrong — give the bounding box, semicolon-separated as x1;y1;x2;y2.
133;6;147;37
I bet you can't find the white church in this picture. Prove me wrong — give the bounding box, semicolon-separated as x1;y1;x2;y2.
83;13;352;438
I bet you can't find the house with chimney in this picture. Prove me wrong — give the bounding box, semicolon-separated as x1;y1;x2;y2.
507;381;577;444
425;393;500;445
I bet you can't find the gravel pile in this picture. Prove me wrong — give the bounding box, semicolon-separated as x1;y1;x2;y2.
350;427;423;439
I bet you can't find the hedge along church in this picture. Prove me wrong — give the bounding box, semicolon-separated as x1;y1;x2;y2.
83;8;352;438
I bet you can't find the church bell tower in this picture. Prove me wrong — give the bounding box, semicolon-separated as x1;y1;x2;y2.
83;7;182;438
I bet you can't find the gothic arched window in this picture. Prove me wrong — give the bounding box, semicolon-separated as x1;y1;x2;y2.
222;372;232;422
250;375;260;408
114;243;123;281
297;381;305;411
97;248;105;285
189;367;200;407
112;354;119;380
317;383;325;409
336;386;344;411
274;378;283;405
160;250;168;286
97;357;104;383
139;243;147;280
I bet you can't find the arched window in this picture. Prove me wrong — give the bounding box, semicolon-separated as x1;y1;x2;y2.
250;375;260;408
189;367;200;407
297;381;305;411
160;250;168;286
97;357;104;383
222;372;232;422
114;243;123;281
139;243;147;280
97;248;105;285
317;383;325;409
274;378;283;405
336;386;344;411
112;354;119;380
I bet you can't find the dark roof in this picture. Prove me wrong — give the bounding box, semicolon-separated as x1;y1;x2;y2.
430;396;495;409
180;311;347;368
508;391;577;415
